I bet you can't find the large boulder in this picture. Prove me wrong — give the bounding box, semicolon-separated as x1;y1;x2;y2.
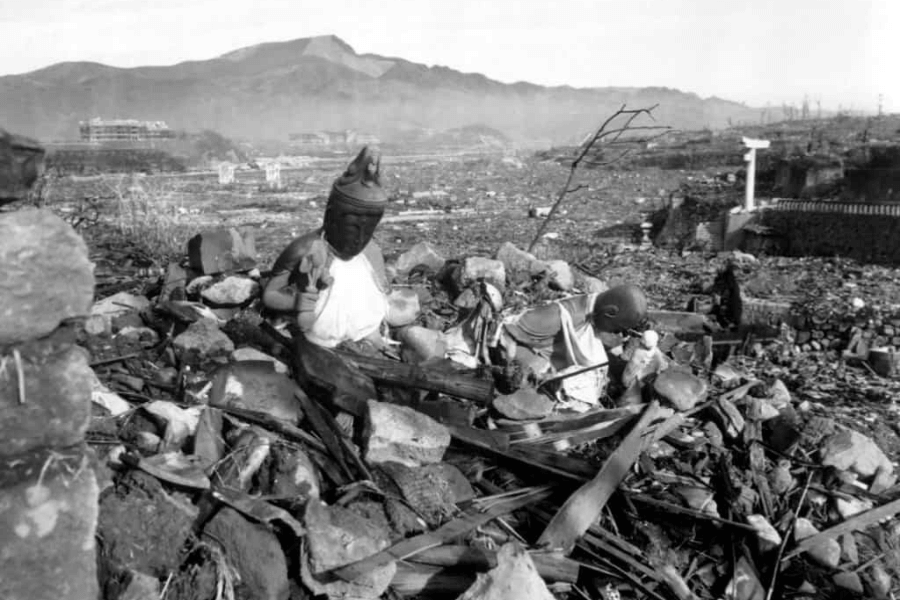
0;129;44;204
0;450;99;600
0;341;93;457
0;209;95;345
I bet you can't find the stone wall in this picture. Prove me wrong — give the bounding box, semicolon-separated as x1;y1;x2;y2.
758;200;900;264
1;206;99;595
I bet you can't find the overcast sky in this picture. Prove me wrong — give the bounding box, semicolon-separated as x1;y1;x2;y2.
1;0;895;113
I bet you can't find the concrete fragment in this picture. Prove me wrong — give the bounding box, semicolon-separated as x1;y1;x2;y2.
200;276;259;307
768;379;792;407
840;532;859;565
820;427;893;478
0;209;94;345
495;241;546;276
835;496;873;519
231;347;289;373
142;401;203;449
364;400;451;467
97;472;198;578
794;517;840;568
270;447;320;499
395;241;446;274
653;368;708;411
203;507;290;600
833;571;864;595
713;397;746;438
382;462;474;527
302;500;395;600
0;450;99;600
187;228;257;275
209;361;303;423
172;318;235;364
456;542;555;600
118;570;161;600
87;292;151;336
747;514;781;553
461;256;506;291
493;387;555;420
545;259;574;291
0;342;92;457
864;563;892;599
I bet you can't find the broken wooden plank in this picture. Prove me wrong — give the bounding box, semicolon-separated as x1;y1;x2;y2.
537;401;661;553
292;336;376;416
409;546;580;583
332;486;553;582
785;496;900;560
337;350;495;404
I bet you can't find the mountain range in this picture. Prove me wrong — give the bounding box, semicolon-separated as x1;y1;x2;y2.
0;35;767;146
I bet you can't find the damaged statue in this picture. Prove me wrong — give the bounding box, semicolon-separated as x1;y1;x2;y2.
262;147;416;348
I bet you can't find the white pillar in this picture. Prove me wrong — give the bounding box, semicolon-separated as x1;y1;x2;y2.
741;137;770;211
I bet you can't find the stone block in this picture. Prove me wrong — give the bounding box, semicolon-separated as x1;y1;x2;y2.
172;319;235;364
495;242;546;276
0;342;92;457
364;400;451;467
302;500;395;600
0;209;94;345
203;507;289;600
820;427;893;478
0;129;44;203
460;257;506;291
653;368;708;411
187;228;257;275
395;241;446;274
0;449;99;600
209;361;303;423
200;276;259;307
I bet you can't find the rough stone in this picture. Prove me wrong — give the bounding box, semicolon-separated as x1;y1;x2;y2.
574;271;608;294
302;500;395;600
833;572;864;595
794;517;840;568
653;368;709;411
495;242;546;276
0;209;94;345
865;563;893;599
231;347;289;373
0;129;44;203
364;400;451;467
382;462;475;527
493;387;555;420
768;379;792;407
200;276;259;307
820;427;893;478
460;256;506;291
118;570;161;600
387;288;421;326
0;342;92;456
203;507;290;600
187;228;257;275
141;401;203;450
172;318;235;364
97;472;197;578
209;361;303;423
86;292;151;336
0;450;99;600
747;514;781;553
456;542;555;600
159;262;189;303
395;241;446;274
713;397;746;438
270;447;320;499
545;259;574;291
840;532;859;565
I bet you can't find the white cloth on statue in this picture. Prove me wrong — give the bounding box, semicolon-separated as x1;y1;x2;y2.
304;253;388;348
553;300;609;409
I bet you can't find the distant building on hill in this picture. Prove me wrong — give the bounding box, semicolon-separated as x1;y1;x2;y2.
289;129;380;147
78;118;174;142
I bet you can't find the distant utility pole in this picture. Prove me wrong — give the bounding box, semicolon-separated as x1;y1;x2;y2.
878;94;884;117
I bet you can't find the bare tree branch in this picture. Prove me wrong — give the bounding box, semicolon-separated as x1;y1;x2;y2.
526;104;671;253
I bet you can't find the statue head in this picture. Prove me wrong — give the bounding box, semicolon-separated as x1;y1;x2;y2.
591;284;648;333
323;146;387;260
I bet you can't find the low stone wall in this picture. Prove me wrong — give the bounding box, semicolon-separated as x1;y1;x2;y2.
0;209;99;599
757;200;900;264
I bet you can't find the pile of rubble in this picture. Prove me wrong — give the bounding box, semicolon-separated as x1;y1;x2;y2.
5;209;900;599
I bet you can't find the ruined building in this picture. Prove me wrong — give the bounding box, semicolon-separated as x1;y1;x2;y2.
79;118;174;142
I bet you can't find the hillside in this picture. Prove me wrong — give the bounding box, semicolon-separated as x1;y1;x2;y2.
0;35;768;145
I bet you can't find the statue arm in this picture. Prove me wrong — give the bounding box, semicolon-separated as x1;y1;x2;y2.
262;231;320;313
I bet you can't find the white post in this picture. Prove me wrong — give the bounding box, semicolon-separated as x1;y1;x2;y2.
218;163;235;185
265;163;281;187
741;137;770;211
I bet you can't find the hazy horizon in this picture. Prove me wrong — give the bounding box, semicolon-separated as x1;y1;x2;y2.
1;0;896;113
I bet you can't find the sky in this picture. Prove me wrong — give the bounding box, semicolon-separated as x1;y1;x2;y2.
1;0;896;113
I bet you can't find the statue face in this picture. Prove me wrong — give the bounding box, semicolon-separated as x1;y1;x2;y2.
323;206;382;259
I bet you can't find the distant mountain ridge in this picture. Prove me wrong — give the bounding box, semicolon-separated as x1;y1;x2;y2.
0;35;766;145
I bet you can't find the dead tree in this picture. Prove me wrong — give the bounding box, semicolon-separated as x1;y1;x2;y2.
527;104;672;253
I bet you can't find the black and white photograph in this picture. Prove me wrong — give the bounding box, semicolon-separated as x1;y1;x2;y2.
0;1;898;599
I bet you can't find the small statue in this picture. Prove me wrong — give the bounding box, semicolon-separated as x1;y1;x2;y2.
621;329;667;388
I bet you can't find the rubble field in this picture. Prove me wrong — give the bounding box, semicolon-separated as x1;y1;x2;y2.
40;152;900;600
